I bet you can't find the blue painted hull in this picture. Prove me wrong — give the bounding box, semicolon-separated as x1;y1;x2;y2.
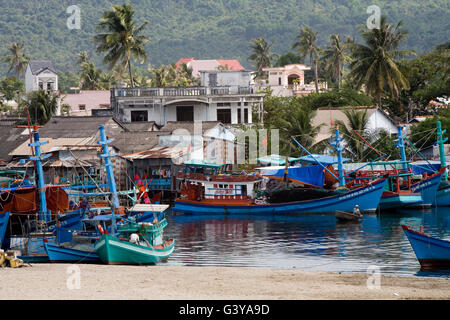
378;193;423;210
434;183;450;206
411;172;444;207
173;179;387;215
48;209;84;232
0;211;10;247
44;243;100;263
402;225;450;271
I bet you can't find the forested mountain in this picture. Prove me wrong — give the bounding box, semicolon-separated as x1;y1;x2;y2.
0;0;448;75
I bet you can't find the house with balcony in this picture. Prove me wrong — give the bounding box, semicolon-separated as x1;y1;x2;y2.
256;64;327;97
25;61;58;93
110;70;264;126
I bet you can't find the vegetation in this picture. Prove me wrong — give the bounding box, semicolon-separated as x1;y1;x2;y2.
94;2;149;88
410;109;450;149
248;37;276;78
24;89;60;125
0;76;24;101
2;42;29;76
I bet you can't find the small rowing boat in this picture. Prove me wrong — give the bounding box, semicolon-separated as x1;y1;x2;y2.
335;210;362;221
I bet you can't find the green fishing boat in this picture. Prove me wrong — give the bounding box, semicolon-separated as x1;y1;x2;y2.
94;218;174;265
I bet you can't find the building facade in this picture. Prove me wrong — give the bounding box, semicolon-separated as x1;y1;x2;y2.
110;70;264;126
25;61;58;93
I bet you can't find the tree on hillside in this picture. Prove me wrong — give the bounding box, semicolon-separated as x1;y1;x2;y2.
274;52;302;67
0;76;24;101
78;62;103;90
322;35;353;91
2;42;29;76
94;2;149;88
248;37;276;78
25;89;59;125
292;26;321;93
77;51;90;65
348;17;415;111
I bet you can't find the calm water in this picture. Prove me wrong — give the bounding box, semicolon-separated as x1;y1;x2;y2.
162;207;450;278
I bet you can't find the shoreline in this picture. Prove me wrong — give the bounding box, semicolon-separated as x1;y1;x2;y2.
0;264;449;300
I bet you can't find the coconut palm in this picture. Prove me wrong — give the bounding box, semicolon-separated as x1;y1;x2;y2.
348;17;415;107
76;51;90;65
248;37;276;78
79;62;102;90
322;35;353;90
3;42;29;76
280;107;324;155
335;108;371;161
94;2;149;88
25;89;59;125
292;26;321;93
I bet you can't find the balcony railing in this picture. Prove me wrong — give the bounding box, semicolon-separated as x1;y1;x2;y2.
114;86;257;98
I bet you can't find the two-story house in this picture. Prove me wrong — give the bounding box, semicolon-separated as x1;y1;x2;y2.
110;70;264;126
25;61;58;93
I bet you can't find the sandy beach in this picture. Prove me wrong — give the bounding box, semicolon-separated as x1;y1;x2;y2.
0;264;448;300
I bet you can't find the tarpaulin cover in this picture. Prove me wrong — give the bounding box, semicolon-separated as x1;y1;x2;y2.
410;163;441;175
299;154;350;165
260;165;325;187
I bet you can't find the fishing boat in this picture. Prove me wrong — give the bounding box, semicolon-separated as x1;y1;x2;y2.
174;128;387;215
0;211;10;247
44;242;100;263
94;218;175;265
432;121;450;206
93;125;174;265
335;210;362;221
402;225;450;271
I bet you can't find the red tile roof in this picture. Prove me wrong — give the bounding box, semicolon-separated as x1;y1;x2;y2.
216;60;245;70
175;57;197;69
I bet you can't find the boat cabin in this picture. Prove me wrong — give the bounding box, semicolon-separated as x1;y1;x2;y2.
177;160;263;201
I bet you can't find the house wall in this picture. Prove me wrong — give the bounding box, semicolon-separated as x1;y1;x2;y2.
367;110;397;134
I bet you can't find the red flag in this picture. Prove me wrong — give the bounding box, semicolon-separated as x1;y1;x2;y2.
133;174;139;181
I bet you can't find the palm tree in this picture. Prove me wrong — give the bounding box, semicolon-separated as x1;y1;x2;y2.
292;27;321;93
348;17;415;107
248;37;276;78
3;42;29;76
322;35;353;90
25;89;59;125
79;62;102;90
335;108;370;161
94;2;149;88
76;51;90;65
280;107;324;155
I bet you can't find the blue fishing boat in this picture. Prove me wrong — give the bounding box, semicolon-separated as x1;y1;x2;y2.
44;242;100;263
410;169;445;207
402;225;450;271
174;127;387;215
0;211;10;247
435;181;450;206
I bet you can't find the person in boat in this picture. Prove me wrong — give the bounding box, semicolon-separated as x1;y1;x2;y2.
353;205;362;217
80;196;91;217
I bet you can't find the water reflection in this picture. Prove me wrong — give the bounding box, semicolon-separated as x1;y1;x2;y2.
164;207;450;278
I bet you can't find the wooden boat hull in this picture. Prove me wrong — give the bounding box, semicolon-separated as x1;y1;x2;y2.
173;178;387;215
378;192;422;210
0;211;10;247
44;243;100;263
402;225;450;271
335;211;361;221
410;171;444;207
94;234;175;265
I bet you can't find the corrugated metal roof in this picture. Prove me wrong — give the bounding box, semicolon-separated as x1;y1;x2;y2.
9;137;95;156
123;144;190;160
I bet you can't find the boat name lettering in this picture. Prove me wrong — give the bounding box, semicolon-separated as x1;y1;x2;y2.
338;186;375;201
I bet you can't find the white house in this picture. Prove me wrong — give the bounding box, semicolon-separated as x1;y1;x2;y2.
312;106;398;144
25;61;58;93
256;64;327;97
111;70;264;126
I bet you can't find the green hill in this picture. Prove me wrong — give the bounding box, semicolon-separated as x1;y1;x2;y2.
0;0;448;75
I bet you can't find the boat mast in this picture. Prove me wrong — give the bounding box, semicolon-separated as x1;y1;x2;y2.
436;121;448;181
331;127;345;187
28;129;51;222
395;124;408;170
97;125;119;234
